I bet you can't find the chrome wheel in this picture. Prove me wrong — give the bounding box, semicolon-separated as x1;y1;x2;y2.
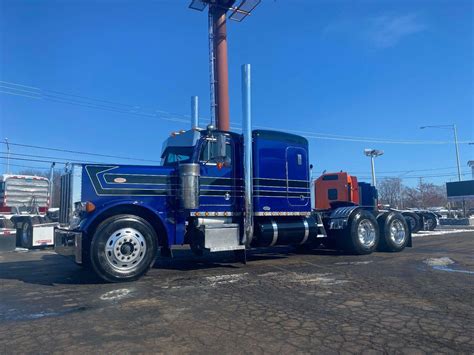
389;219;406;246
357;219;376;248
104;228;147;272
426;217;435;230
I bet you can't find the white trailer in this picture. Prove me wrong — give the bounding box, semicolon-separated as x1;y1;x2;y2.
0;174;57;248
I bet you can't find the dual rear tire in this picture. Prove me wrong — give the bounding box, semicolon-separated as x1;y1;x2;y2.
337;210;409;254
378;212;409;252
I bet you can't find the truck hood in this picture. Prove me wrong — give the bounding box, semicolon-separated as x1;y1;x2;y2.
83;164;177;198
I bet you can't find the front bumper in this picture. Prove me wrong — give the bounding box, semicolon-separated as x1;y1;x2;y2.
54;228;82;264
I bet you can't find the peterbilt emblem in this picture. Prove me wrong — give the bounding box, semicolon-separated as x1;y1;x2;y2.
113;177;127;183
263;206;271;211
224;192;231;201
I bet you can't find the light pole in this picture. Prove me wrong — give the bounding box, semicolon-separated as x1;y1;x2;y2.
420;124;462;181
421;124;465;216
364;149;384;187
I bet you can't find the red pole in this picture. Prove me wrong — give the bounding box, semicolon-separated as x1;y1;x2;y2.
213;5;230;131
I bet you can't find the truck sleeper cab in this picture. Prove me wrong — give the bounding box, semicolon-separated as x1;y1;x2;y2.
55;128;410;283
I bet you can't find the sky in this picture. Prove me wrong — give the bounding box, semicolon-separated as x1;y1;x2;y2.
0;0;473;186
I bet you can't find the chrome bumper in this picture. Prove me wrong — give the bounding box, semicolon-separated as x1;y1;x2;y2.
54;228;82;264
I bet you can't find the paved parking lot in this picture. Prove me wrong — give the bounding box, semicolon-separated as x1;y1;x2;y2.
1;229;473;354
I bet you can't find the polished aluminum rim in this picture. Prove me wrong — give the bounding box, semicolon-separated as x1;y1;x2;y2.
105;228;146;272
426;218;435;230
357;220;376;248
389;219;406;246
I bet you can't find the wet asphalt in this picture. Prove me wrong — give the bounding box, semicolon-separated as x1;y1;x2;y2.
0;229;473;354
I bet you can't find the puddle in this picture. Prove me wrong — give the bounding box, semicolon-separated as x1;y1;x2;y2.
432;266;474;274
1;306;88;321
423;257;473;275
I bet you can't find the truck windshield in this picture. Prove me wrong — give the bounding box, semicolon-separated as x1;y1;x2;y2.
162;147;193;166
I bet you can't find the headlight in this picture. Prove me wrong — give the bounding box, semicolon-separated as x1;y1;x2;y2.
74;201;96;216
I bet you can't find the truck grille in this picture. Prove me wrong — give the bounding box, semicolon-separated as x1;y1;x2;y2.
59;172;72;225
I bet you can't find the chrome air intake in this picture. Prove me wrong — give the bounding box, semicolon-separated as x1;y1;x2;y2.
179;163;200;210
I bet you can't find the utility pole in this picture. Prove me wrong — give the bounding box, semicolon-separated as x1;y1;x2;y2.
49;162;55;207
189;0;261;131
5;138;10;174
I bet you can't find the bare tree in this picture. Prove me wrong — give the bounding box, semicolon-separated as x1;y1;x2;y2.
402;180;447;208
378;178;402;208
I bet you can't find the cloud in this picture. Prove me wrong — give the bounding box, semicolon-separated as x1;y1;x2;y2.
323;13;427;49
366;14;427;48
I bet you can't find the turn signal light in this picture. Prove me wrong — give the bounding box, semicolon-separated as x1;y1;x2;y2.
85;201;96;213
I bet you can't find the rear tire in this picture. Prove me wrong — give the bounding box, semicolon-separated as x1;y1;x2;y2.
19;219;33;249
402;212;422;233
342;210;379;255
424;213;437;231
90;214;158;283
378;212;409;252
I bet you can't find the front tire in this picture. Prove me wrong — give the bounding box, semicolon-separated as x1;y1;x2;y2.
343;210;379;255
378;212;409;252
90;215;158;283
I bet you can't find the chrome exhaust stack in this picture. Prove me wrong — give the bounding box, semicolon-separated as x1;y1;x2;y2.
242;64;253;247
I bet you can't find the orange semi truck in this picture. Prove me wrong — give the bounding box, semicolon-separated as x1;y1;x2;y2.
314;172;437;233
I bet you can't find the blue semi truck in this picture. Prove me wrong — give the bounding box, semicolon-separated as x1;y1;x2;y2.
55;66;411;282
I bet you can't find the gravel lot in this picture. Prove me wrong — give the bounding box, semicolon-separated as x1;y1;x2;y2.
1;229;473;354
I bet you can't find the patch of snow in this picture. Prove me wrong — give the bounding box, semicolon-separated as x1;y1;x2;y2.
423;257;455;267
335;261;373;265
205;273;248;287
413;229;474;238
100;288;131;301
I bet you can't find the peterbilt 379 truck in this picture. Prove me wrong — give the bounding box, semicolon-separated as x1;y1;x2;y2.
55;66;411;283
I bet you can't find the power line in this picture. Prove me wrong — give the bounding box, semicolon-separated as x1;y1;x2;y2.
2;80;472;146
1;152;106;165
351;166;472;175
1;162;51;170
0;81;191;124
0;141;161;163
0;156;69;165
357;172;472;180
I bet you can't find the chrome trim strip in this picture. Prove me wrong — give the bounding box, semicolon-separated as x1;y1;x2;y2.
300;219;309;245
270;219;278;246
254;211;311;217
190;211;241;217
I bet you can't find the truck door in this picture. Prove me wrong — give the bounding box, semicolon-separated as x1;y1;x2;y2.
286;147;310;206
198;134;237;212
